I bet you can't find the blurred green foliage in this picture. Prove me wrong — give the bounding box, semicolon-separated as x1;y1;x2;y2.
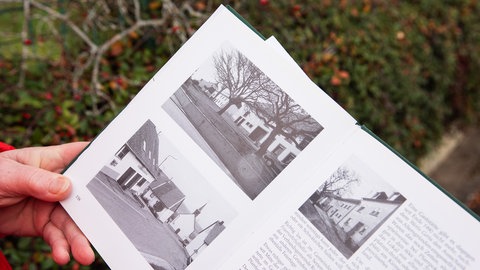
1;0;479;269
243;0;480;160
0;237;103;270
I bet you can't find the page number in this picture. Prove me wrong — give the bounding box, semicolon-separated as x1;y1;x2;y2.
75;195;81;201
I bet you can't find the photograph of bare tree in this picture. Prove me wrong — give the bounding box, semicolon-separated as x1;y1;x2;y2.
162;43;323;200
298;157;406;258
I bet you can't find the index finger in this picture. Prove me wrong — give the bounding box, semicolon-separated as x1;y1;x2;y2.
0;142;89;173
0;157;72;203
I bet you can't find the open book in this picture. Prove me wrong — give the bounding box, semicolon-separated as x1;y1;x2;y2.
62;5;479;270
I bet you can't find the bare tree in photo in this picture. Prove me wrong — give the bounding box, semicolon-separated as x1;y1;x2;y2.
164;45;324;199
315;166;360;200
212;48;322;158
212;49;270;115
299;160;406;259
250;85;324;157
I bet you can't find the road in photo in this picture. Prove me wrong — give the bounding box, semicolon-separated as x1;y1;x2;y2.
163;43;323;200
165;85;271;199
162;95;235;180
89;172;188;270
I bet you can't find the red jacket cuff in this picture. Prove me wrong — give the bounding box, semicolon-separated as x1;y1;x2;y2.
0;142;15;152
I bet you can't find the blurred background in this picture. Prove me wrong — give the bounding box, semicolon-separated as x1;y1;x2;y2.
0;0;479;269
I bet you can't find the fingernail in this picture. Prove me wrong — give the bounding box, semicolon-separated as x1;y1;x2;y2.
49;176;70;194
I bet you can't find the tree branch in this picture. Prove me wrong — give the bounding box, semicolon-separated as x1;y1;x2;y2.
30;0;98;52
18;0;31;88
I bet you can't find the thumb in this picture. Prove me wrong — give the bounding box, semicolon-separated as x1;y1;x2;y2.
0;157;72;204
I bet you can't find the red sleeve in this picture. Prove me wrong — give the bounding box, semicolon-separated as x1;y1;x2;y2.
0;142;14;269
0;250;12;270
0;143;14;236
0;142;14;238
0;142;15;152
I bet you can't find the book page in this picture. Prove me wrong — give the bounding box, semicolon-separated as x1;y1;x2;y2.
265;36;303;72
221;127;480;269
61;5;357;270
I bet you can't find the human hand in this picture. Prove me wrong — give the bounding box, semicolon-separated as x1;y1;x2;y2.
0;142;95;265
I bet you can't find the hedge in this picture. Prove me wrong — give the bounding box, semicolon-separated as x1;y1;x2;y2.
1;0;479;269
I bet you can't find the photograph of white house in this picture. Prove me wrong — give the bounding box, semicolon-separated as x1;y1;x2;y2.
87;119;236;270
162;43;323;200
298;156;406;259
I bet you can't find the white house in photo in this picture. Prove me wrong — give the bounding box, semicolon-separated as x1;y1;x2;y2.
190;77;321;171
99;119;187;225
209;88;229;108
187;78;229;108
169;204;207;245
195;79;230;109
224;102;307;167
196;79;219;96
142;178;185;222
322;196;361;225
319;191;406;249
101;120;163;196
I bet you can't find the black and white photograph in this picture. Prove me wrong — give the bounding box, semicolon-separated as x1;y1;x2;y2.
162;43;323;200
298;156;406;259
86;119;237;270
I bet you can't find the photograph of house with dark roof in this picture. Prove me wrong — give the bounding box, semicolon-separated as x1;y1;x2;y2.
298;156;406;259
87;119;236;270
162;43;323;200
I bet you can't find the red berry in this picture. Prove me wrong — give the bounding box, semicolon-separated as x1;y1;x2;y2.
331;76;341;86
23;39;32;45
101;72;110;79
66;125;76;136
72;262;80;270
44;92;53;100
338;70;350;79
55;105;62;115
22;112;32;119
259;0;269;6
